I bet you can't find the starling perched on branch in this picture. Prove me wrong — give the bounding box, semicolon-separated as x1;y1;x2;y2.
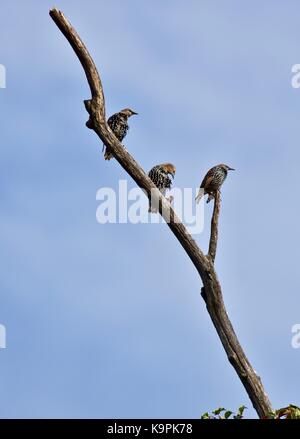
103;108;138;160
148;163;176;213
195;164;235;204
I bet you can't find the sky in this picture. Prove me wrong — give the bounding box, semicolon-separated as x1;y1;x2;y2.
1;0;300;419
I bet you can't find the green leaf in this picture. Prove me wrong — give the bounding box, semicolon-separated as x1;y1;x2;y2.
201;412;210;419
266;410;276;419
224;411;233;419
288;405;300;419
238;405;246;416
212;407;225;415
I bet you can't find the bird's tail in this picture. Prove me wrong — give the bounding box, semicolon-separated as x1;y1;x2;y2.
206;193;214;203
103;146;113;161
195;189;203;204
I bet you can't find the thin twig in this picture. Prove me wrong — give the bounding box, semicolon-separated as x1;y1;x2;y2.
49;8;272;418
208;190;221;263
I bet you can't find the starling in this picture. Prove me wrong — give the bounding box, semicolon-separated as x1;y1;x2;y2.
148;163;176;212
195;164;235;204
103;108;138;160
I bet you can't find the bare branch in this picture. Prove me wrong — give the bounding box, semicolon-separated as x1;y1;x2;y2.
208;190;221;263
49;8;273;418
49;9;104;107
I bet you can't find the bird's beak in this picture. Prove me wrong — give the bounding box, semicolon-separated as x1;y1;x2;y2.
170;172;175;179
131;111;138;115
228;167;235;171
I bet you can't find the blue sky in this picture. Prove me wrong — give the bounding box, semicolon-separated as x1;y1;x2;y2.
1;0;300;418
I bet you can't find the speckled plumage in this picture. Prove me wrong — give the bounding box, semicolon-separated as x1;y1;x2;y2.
195;164;235;204
148;163;176;212
148;165;172;194
103;108;137;160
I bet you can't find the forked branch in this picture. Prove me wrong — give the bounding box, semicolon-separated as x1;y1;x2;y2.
49;8;272;418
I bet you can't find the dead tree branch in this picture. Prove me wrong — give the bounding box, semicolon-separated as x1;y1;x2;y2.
49;8;272;418
208;190;221;263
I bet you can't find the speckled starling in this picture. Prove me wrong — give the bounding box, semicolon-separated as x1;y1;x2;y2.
148;163;176;212
103;108;138;160
195;164;235;204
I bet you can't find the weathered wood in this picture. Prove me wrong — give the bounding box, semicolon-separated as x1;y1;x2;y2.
208;190;221;263
49;8;272;418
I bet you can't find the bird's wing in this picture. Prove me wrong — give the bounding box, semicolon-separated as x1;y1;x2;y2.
107;114;116;129
201;173;213;189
